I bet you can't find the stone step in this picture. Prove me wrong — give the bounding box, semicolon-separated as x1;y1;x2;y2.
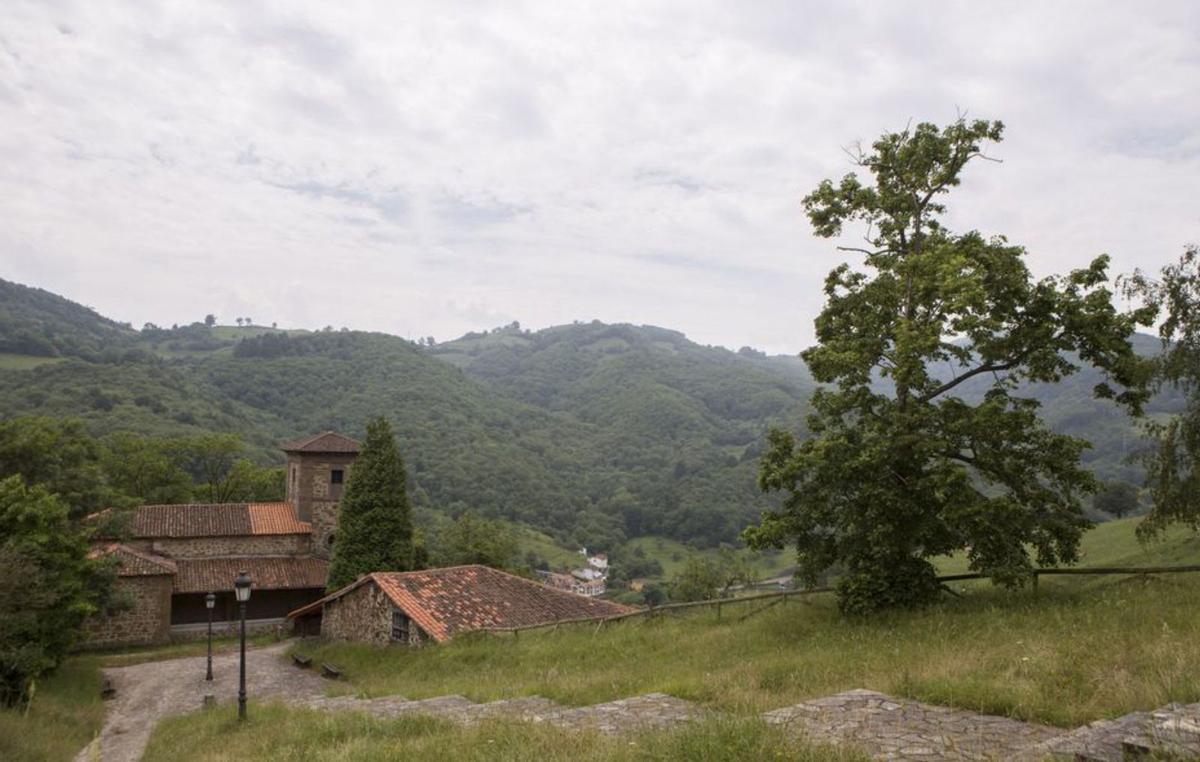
536;693;706;734
1027;710;1154;762
453;696;563;723
1121;702;1200;761
765;689;1064;761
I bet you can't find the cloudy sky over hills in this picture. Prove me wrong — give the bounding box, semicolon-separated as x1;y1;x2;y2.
1;1;1197;353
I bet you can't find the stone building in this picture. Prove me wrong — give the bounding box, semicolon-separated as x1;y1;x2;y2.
287;564;633;645
82;431;359;648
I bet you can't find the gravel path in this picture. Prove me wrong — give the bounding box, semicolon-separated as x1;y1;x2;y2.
76;642;327;762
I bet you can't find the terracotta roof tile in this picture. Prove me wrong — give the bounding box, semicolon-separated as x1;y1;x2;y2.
130;502;310;539
89;543;177;576
289;565;633;642
247;502;310;534
174;556;328;594
280;431;360;454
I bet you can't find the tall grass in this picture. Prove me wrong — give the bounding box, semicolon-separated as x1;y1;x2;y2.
143;702;867;762
296;575;1200;728
0;657;106;762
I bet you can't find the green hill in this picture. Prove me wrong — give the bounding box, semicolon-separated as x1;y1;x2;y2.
0;279;136;361
0;277;1184;551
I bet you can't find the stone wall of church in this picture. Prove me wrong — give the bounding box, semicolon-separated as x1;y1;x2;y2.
79;575;172;649
127;534;311;558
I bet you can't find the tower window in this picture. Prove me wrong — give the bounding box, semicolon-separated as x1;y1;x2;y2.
330;469;344;484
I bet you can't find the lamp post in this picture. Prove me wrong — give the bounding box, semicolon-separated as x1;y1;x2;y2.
205;592;215;682
234;571;252;721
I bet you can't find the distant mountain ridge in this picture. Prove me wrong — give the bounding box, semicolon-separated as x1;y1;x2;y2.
0;277;1177;547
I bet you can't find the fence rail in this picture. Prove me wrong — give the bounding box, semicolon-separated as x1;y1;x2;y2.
484;564;1200;636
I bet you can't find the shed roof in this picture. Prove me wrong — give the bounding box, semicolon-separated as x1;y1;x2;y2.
129;502;310;539
288;564;634;642
88;543;177;576
280;431;360;454
174;556;328;594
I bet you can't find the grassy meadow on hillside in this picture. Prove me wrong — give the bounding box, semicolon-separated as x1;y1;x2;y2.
624;535;792;581
291;574;1200;729
288;518;1199;730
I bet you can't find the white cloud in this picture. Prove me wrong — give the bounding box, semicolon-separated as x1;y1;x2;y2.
0;0;1197;353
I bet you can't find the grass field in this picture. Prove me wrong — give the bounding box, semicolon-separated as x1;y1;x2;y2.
143;707;866;762
9;517;1199;761
624;535;792;582
0;633;281;762
514;525;586;570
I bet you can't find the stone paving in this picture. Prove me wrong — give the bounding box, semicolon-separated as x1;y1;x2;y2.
1030;700;1200;762
76;642;326;762
763;689;1064;761
79;643;1200;761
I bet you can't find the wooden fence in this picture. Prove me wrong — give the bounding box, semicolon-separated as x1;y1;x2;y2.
484;564;1200;636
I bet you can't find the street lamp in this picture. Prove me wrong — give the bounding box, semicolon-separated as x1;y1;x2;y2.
205;592;216;682
234;571;252;721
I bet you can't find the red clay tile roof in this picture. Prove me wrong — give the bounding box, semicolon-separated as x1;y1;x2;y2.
174;556;328;594
280;431;360;454
89;543;177;576
130;502;310;539
247;502;310;534
288;565;634;643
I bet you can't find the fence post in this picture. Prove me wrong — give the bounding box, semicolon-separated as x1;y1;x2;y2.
1032;572;1039;600
716;602;722;622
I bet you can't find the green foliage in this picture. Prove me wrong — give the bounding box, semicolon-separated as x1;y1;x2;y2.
0;477;113;706
428;512;520;569
669;550;754;602
0;276;1181;551
745;118;1154;614
327;417;415;590
0;278;135;361
0;417;127;518
1093;482;1140;519
1123;244;1200;537
167;434;282;503
100;431;195;505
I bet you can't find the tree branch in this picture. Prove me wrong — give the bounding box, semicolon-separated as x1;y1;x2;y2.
918;359;1020;403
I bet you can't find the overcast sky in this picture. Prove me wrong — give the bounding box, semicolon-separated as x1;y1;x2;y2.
1;1;1197;354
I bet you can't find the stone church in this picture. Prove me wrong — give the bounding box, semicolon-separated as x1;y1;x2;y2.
82;431;358;648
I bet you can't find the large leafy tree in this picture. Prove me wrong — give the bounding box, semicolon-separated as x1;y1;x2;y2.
744;118;1153;614
326;417;415;590
0;476;115;706
0;417;125;518
1123;244;1200;536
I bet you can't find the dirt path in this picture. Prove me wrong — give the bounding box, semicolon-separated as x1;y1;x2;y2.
76;641;327;762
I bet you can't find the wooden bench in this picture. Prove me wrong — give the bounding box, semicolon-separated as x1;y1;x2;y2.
320;663;342;679
291;653;312;669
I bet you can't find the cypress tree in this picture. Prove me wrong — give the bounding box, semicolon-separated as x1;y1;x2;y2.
326;417;414;590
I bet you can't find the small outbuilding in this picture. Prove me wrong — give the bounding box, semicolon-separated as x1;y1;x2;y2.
287;564;634;645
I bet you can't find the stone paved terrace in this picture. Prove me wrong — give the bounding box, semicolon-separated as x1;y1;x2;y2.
763;689;1065;761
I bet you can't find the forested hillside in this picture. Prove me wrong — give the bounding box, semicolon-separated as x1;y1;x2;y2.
0;280;814;548
0;278;1177;549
